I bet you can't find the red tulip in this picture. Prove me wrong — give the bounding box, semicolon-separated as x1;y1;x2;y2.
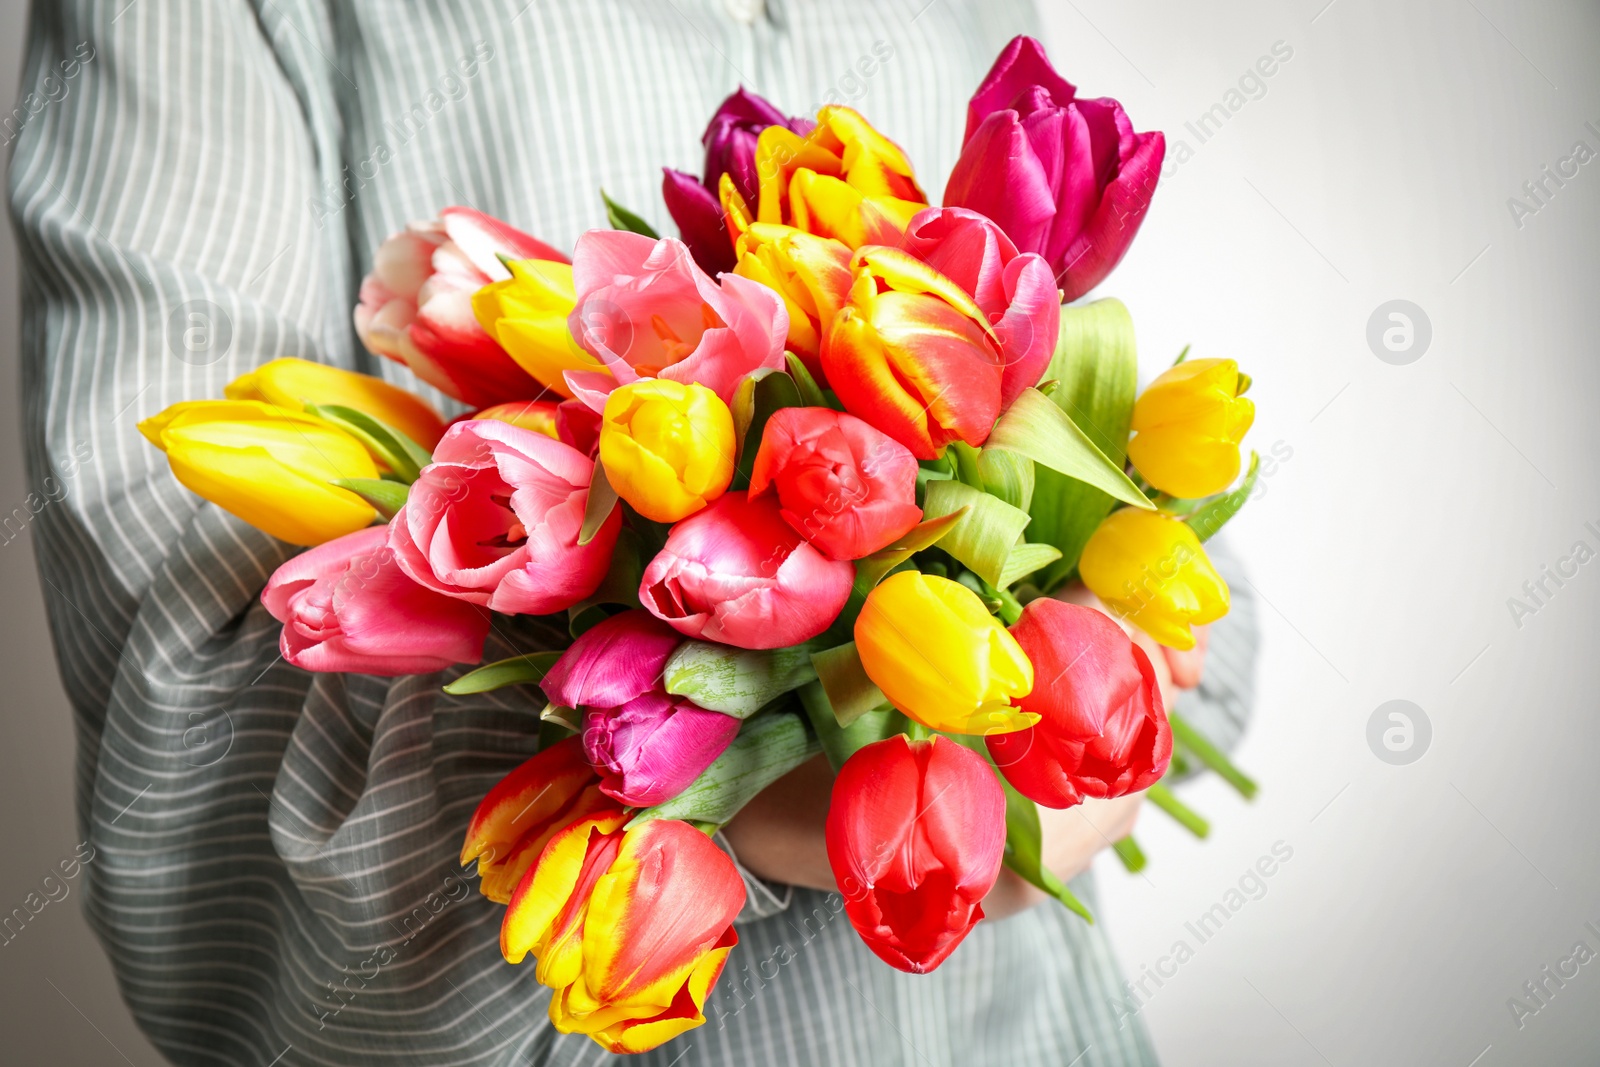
825;735;1007;974
987;599;1171;808
748;406;922;560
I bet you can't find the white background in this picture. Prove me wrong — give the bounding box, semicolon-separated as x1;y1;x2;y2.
1;1;1596;1065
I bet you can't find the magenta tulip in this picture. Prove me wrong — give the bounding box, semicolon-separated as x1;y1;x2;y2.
663;88;813;275
388;420;620;615
354;206;568;407
581;691;741;806
748;406;922;560
987;599;1172;809
541;609;685;711
943;36;1164;302
563;231;787;409
262;526;489;675
899;207;1060;408
639;491;853;649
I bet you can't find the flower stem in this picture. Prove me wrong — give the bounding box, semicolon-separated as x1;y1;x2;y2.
1147;783;1209;839
1168;712;1258;800
1112;836;1146;872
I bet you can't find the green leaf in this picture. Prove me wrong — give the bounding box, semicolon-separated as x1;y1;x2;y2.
1169;710;1258;799
569;527;644;623
627;711;820;828
730;368;802;489
1147;782;1210;838
1183;451;1260;544
989;387;1150;511
568;604;612;639
976;448;1035;512
600;189;660;238
443;651;562;695
1022;299;1142;590
664;641;819;718
1173;343;1191;366
851;508;967;595
1001;777;1093;923
784;352;827;408
797;680;903;772
920;480;1033;589
998;541;1062;588
810;642;887;728
579;461;619;546
332;477;409;520
308;403;433;483
541;702;581;731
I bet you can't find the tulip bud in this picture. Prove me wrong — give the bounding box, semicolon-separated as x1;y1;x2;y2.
1127;358;1255;498
1078;508;1230;650
471;258;609;399
471;399;561;440
826;735;1006;973
460;736;613;903
987;599;1172;808
748;406;922;560
599;379;736;523
639;491;853;650
540;609;685;712
581;691;741;807
501;812;745;1053
854;571;1036;735
225;357;447;451
138;400;378;545
261;525;489;676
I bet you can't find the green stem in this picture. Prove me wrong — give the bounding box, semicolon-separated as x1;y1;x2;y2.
904;720;934;742
1112;836;1146;873
1148;783;1210;839
798;680;902;771
689;820;722;836
991;584;1025;626
1169;712;1258;800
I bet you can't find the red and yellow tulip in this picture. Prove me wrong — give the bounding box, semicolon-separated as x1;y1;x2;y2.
501;810;746;1054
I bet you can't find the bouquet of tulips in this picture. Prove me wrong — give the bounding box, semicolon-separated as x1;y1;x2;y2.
139;37;1260;1055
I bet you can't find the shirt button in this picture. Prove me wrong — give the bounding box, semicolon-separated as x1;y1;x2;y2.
724;0;764;24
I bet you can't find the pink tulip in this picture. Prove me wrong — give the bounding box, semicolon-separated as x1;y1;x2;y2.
748;407;922;561
262;526;489;675
564;231;787;408
943;36;1164;302
541;610;685;711
388;420;620;615
355;206;568;407
899;207;1060;408
581;691;741;807
640;491;852;649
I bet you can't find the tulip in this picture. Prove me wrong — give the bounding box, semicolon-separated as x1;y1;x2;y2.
564;231;787;407
355;206;568;406
138;400;377;545
725;106;927;250
598;379;736;523
460;736;614;904
501;811;745;1054
662;87;814;276
898;207;1061;409
261;525;489;675
471;399;561;440
581;691;741;807
387;419;620;615
821;245;1006;460
472;257;610;399
826;735;1006;974
987;600;1171;808
541;609;685;712
748;406;921;560
944;36;1165;302
225;357;447;451
1078;508;1229;651
854;571;1035;735
1126;358;1255;498
639;491;853;649
730;223;853;382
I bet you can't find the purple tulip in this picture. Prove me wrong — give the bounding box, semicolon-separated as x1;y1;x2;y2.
663;88;814;276
541;609;684;711
943;36;1165;302
582;691;742;807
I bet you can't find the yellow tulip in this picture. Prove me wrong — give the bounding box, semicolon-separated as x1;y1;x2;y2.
1127;358;1255;499
224;356;446;450
1078;508;1230;651
731;222;853;380
473;400;561;440
854;571;1036;735
722;106;927;251
599;380;735;523
138;400;378;545
472;259;608;398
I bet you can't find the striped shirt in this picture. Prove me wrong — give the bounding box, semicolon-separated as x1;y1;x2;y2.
9;1;1258;1063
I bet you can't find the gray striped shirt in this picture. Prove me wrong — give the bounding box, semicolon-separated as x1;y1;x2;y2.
10;2;1257;1063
